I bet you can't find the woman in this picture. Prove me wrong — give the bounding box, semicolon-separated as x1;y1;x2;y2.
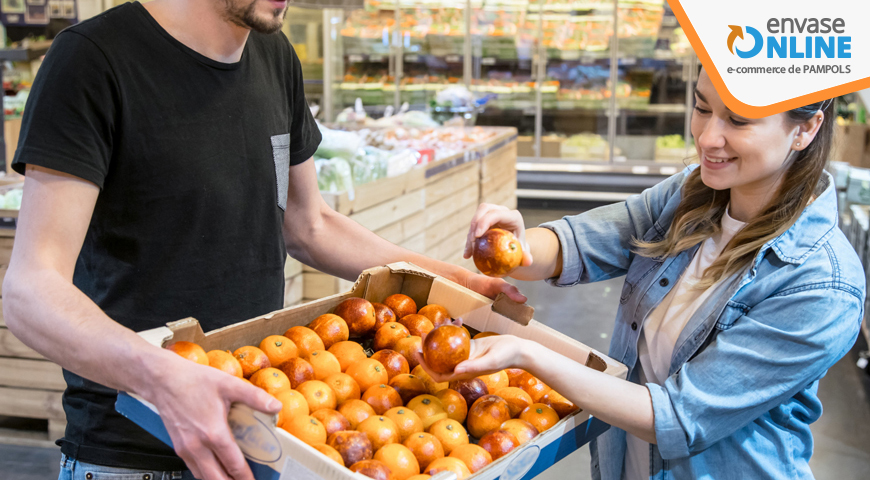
418;70;865;479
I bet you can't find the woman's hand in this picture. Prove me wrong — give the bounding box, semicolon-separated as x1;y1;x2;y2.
415;333;531;383
464;204;533;267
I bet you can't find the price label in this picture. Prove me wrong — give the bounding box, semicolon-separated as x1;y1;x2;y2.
621;57;637;65
348;55;364;63
481;57;496;65
445;55;461;63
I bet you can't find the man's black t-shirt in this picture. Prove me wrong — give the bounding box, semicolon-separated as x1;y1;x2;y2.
11;2;321;470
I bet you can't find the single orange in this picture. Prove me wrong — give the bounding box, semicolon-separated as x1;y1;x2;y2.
296;380;338;412
467;395;511;438
383;294;417;319
274;389;309;429
449;378;489;410
417;304;451;328
540;390;579;419
372;303;398;333
500;419;539;445
307;314;350;350
282;415;327;446
283;326;325;358
423;457;471;479
495;387;533;418
258;335;298;367
448;444;492;474
374;443;420;480
362;384;404;415
305;350;342;380
357;415;401;452
249;367;291;396
399;314;435;339
167;341;209;365
346;358;390;393
403;432;444;471
472;331;499;340
333;297;377;337
276;357;315;389
233;346;271;379
370;349;410;380
324;372;361;405
328;341;368;372
406;395;448;430
434;389;468;424
311;443;345;466
393;336;423;370
311;409;351;437
374;322;412;352
412;366;448;395
206;350;243;378
338;399;376;429
328;430;374;467
348;459;393;480
389;374;429;405
478;429;519;460
428;419;468;455
384;407;424;442
477;370;509;393
407;476;431;480
520;404;560;433
512;372;551;403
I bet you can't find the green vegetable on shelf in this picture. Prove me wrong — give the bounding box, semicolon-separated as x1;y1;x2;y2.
656;134;690;149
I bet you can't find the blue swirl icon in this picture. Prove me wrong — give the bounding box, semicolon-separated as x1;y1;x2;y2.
736;26;763;58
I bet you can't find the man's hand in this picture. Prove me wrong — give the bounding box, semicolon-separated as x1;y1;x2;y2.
144;355;282;480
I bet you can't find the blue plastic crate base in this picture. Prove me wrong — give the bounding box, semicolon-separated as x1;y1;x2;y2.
117;263;627;480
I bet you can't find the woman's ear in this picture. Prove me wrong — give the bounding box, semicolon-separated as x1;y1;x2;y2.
793;111;825;152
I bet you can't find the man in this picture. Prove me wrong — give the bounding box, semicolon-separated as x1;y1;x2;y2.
2;0;524;479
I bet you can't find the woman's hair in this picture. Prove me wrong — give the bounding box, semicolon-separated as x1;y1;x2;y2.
632;99;835;287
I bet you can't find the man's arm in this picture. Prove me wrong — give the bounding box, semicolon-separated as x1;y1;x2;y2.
281;159;526;302
3;166;280;480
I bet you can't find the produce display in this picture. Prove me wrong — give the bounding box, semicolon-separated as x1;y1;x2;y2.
167;295;579;480
315;123;501;194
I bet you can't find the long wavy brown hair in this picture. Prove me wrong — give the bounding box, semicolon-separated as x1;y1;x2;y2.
632;100;835;287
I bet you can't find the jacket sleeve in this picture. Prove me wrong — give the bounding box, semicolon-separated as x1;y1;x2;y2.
540;165;694;286
649;286;863;459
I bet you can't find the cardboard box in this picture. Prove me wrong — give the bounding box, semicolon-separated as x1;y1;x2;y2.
116;263;627;480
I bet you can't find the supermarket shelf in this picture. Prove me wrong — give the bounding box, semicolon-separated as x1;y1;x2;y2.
0;41;51;62
517;159;684;176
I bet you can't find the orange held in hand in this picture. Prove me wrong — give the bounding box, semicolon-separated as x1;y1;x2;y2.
422;325;470;374
473;228;523;278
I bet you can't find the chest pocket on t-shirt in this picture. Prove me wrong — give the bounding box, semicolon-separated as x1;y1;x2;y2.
271;133;291;210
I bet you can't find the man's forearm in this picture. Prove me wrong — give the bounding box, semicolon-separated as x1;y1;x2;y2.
3;266;178;396
285;206;467;284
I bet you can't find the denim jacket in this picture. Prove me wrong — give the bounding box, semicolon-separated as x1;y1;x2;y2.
541;165;865;480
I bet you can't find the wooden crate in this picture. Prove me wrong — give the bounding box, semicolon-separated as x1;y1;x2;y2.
304;128;518;300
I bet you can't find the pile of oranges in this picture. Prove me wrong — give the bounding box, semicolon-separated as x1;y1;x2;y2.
166;294;578;480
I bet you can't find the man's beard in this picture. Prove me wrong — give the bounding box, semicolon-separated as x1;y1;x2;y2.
225;0;285;34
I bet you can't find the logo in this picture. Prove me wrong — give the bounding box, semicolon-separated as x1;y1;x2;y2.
501;445;541;480
727;18;851;59
727;26;763;58
228;407;283;463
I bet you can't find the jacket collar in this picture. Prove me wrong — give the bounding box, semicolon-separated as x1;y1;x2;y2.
758;171;838;267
